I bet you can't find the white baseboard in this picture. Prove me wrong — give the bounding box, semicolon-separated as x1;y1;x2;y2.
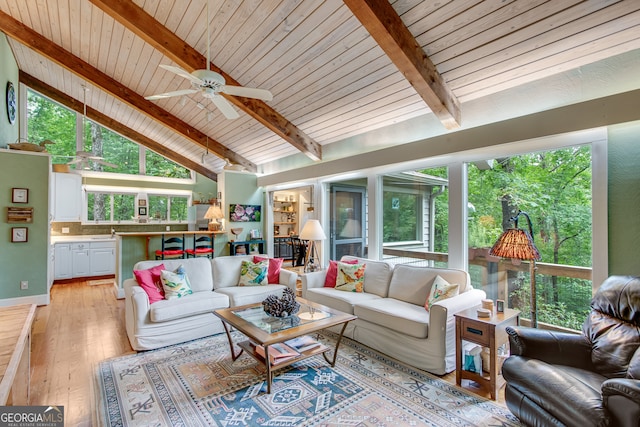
0;293;50;307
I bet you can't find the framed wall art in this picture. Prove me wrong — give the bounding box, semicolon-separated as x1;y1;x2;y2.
11;227;28;243
138;207;147;216
12;188;28;203
229;204;261;222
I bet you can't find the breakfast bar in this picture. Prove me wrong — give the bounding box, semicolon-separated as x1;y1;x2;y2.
114;231;225;299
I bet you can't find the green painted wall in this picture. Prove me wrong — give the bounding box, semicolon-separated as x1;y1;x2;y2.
608;120;640;276
219;171;264;256
0;33;19;147
0;151;50;301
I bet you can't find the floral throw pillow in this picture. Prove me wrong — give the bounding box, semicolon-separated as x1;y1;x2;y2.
161;265;193;300
335;262;366;292
238;260;268;286
425;275;459;311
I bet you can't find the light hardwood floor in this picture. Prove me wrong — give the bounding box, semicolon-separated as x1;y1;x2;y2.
29;280;505;426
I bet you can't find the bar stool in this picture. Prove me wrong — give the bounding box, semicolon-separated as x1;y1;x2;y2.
185;234;214;259
155;235;185;260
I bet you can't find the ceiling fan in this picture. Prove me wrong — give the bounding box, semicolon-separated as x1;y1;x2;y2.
144;0;272;119
68;151;117;169
65;85;117;170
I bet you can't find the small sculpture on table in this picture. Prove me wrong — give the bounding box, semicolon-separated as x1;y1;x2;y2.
262;288;300;318
230;228;243;242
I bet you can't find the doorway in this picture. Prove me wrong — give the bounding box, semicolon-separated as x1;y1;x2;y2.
330;185;366;260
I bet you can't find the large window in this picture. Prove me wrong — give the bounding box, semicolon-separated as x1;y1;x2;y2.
27;90;76;160
380;168;449;267
86;191;188;224
467;146;593;329
27;89;190;178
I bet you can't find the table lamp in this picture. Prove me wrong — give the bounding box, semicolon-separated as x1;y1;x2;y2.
299;219;326;272
204;204;224;231
489;210;541;327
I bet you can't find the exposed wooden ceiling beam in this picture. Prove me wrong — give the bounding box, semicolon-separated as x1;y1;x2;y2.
20;71;217;181
0;9;256;172
89;0;323;161
343;0;461;130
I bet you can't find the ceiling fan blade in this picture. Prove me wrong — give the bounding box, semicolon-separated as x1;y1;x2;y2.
96;160;118;168
211;95;240;119
221;85;273;101
67;158;83;165
145;89;198;100
159;64;203;84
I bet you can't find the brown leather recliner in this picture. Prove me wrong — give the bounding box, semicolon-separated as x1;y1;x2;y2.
502;275;640;427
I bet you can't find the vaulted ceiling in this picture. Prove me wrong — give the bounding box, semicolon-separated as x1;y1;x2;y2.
1;0;639;181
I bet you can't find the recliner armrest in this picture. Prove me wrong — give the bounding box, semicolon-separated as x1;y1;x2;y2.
603;379;640;427
507;326;594;370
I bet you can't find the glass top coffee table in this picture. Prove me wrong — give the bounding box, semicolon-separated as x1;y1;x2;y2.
214;297;356;393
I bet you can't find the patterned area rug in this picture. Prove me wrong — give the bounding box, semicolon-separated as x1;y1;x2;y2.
95;332;521;426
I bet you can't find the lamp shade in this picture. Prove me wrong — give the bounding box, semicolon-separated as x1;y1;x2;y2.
204;205;224;220
299;219;326;241
489;228;540;260
340;219;361;238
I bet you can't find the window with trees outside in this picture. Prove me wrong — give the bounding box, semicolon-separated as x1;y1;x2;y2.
381;167;449;267
27;89;190;178
467;145;593;330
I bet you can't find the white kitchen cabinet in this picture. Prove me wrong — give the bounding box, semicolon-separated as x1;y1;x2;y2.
72;243;91;277
54;243;73;280
53;238;116;280
90;241;115;275
52;172;82;222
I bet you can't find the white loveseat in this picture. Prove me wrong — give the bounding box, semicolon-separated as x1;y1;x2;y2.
124;255;297;351
302;256;486;375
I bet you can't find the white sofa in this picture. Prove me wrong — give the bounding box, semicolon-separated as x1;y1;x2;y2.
124;255;297;351
301;256;486;375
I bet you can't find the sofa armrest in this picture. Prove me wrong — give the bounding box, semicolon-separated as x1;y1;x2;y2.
432;288;486;315
426;288;486;372
124;278;151;326
301;270;327;297
603;379;640;427
279;268;298;291
506;326;594;369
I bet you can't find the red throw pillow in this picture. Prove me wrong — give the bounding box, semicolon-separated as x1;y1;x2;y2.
324;258;359;287
253;256;284;284
134;264;166;304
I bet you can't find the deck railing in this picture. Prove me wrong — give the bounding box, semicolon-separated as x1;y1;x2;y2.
382;246;592;331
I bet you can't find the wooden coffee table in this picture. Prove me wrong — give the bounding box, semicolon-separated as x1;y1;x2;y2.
214;297;356;393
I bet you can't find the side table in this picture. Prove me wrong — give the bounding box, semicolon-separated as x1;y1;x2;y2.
454;306;520;400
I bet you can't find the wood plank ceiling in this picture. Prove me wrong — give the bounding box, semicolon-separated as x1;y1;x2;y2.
1;0;639;179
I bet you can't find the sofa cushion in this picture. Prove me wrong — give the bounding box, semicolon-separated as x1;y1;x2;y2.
215;284;287;306
305;287;382;314
355;298;430;339
150;291;229;323
425;275;459;311
133;258;214;293
133;263;165;304
341;256;393;297
335;262;366;292
238;259;268;286
212;255;264;289
324;259;359;287
388;264;437;306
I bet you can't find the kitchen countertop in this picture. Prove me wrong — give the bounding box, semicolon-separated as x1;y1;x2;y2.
51;235;116;244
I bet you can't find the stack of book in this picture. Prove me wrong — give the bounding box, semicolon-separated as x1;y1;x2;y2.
255;342;299;365
285;335;322;353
